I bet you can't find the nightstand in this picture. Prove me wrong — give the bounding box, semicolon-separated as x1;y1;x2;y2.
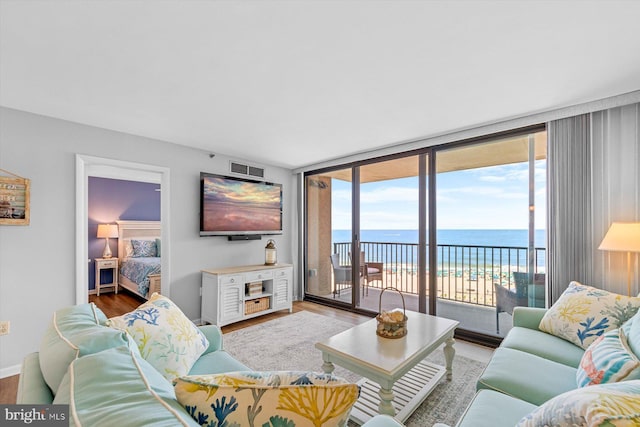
95;257;118;296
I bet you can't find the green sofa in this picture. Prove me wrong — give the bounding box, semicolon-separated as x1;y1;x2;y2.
17;303;402;427
437;305;640;427
456;307;582;426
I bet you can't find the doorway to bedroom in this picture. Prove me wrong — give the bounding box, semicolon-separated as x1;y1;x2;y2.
75;155;170;307
88;177;161;299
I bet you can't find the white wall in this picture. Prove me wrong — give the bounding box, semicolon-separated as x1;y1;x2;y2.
0;107;296;375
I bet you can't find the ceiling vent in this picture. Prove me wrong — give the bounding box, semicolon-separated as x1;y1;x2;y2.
230;161;265;179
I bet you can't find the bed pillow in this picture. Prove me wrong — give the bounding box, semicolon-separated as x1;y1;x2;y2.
516;380;640;426
123;239;134;258
39;303;131;393
539;281;640;349
174;371;360;427
576;327;640;387
108;293;209;381
155;238;161;257
54;345;196;427
131;239;157;257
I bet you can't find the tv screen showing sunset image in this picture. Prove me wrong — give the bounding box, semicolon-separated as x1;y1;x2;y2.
201;175;282;233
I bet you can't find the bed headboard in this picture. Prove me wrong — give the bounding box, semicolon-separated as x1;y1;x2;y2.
115;220;161;260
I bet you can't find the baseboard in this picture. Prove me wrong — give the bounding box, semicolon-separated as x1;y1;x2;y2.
0;364;21;379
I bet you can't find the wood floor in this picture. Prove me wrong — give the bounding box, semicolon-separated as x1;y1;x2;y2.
0;291;493;404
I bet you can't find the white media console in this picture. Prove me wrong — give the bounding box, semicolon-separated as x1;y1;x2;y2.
201;264;293;326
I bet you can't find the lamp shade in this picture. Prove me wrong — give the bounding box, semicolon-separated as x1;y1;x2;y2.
598;222;640;253
97;224;118;239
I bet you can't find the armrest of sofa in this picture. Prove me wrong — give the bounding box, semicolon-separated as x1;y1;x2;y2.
361;415;405;427
198;324;224;354
17;352;54;404
512;307;547;330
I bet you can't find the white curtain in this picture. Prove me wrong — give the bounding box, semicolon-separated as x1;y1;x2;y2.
547;114;593;303
591;103;640;296
547;103;640;302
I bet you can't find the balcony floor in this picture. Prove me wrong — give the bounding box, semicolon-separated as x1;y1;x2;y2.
324;285;514;338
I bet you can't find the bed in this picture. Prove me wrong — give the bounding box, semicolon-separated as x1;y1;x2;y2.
116;220;161;300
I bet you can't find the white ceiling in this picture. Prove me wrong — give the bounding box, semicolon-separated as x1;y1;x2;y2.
2;1;640;169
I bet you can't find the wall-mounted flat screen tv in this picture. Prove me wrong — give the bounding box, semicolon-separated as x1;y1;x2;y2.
200;172;283;236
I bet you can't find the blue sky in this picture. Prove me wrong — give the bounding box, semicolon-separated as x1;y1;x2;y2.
331;160;546;230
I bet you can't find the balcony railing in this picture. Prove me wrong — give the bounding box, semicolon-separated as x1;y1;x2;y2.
333;241;545;307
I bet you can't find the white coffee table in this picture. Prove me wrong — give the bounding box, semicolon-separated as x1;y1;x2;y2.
315;310;458;425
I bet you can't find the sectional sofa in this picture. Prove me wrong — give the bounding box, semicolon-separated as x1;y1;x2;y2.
437;282;640;427
17;297;402;427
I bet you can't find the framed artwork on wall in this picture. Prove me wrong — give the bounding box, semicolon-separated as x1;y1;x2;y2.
0;169;30;226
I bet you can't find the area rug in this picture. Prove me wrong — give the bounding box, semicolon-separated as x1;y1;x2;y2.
223;311;485;426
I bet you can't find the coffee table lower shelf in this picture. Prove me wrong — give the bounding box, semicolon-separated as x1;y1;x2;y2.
349;359;446;425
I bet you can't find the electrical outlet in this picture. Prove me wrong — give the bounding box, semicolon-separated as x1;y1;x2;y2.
0;321;9;336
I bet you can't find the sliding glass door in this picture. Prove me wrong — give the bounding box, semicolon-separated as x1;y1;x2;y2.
305;167;354;304
304;126;546;342
433;130;547;338
356;156;423;312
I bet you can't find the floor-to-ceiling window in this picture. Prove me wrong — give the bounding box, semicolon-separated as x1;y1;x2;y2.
304;126;546;342
305;167;353;306
433;130;546;338
356;156;423;311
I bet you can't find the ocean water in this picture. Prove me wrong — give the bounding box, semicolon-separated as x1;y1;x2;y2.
331;229;546;270
333;229;546;248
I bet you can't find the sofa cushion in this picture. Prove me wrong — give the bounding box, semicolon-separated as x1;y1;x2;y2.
174;371;360;427
576;327;640;387
501;326;584;368
477;347;577;406
53;345;197;427
17;353;54;404
516;380;640;426
188;350;250;375
39;302;131;393
108;293;209;381
456;389;537;427
539;281;640;349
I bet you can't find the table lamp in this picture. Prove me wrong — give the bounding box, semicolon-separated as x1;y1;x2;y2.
598;222;640;296
97;224;118;258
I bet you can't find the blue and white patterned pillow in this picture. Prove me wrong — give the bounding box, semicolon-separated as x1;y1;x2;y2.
624;310;640;357
131;239;157;257
155;238;161;257
576;327;640;387
539;282;640;349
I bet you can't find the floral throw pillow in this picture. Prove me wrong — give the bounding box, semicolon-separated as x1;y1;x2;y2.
517;380;640;427
108;293;209;381
539;281;640;349
174;371;360;427
576;327;640;387
131;239;157;257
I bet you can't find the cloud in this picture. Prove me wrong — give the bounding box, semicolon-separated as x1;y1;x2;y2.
360;210;418;229
360;186;419;203
479;175;507;182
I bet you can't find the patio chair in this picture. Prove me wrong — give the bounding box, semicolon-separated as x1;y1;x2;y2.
359;251;383;297
346;251;383;297
495;272;545;334
330;253;352;297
